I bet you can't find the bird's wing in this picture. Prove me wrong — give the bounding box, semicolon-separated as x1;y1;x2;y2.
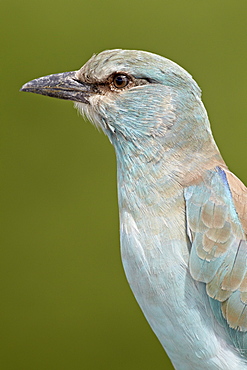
224;169;247;235
184;166;247;337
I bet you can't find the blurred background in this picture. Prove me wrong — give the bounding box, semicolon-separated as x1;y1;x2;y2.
1;1;247;369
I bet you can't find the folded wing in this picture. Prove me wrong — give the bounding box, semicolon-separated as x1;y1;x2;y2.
185;167;247;338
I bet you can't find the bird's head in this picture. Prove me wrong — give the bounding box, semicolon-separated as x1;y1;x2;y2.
21;49;213;162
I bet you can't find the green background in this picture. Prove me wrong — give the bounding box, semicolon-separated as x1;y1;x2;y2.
1;1;247;369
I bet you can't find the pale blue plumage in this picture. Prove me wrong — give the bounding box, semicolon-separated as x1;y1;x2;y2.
21;49;247;369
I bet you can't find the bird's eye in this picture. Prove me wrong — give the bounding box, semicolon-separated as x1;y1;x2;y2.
113;74;129;89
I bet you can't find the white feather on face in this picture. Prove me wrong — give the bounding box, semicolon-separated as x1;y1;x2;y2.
74;94;117;139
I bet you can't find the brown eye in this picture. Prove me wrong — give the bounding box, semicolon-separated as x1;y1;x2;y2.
113;74;129;89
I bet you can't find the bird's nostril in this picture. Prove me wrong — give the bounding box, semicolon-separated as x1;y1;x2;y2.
72;78;84;84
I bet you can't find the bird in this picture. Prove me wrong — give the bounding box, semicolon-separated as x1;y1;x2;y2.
21;49;247;369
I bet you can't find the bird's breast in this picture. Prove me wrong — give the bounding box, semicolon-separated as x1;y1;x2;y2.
118;177;191;314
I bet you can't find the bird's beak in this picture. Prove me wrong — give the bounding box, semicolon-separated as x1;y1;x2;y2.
20;71;92;104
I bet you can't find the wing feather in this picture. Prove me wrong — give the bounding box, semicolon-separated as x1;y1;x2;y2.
185;167;247;335
225;169;247;235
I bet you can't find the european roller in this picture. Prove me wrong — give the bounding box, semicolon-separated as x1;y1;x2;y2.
21;49;247;369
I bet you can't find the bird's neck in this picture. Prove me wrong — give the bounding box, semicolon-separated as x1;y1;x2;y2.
114;134;225;200
114;135;225;246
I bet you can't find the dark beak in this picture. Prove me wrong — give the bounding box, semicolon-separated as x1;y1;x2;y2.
20;71;91;104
